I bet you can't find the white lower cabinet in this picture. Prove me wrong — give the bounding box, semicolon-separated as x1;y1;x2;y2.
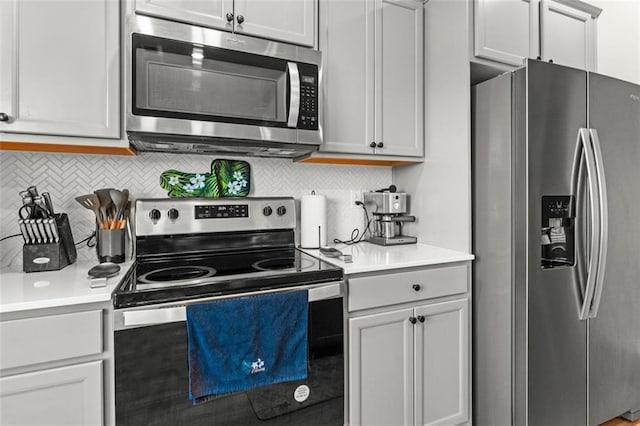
349;299;469;426
415;299;469;426
347;263;471;426
0;307;109;426
0;361;103;426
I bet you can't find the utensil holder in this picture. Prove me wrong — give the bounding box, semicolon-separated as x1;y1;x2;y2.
96;228;125;264
22;214;77;273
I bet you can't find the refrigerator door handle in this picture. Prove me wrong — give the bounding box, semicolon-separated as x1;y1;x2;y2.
571;128;601;321
587;128;608;318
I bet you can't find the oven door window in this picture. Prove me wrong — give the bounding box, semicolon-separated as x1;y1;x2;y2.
132;34;291;128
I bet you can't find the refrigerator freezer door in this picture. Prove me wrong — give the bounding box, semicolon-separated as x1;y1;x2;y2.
526;60;588;426
587;73;640;426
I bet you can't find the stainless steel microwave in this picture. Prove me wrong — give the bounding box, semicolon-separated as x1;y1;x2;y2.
125;15;322;158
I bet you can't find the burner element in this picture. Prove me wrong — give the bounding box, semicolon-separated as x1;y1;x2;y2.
139;266;216;285
252;257;315;272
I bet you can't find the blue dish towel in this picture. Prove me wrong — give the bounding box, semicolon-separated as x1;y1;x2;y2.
186;290;308;402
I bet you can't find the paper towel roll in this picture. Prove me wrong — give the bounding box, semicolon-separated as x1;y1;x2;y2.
300;194;327;248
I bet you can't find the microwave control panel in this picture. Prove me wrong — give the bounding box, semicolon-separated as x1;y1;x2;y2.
298;63;318;130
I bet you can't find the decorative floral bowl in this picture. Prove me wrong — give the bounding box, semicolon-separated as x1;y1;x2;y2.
160;159;251;198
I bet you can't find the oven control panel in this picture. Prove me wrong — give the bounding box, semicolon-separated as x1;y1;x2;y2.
195;204;248;219
135;197;296;236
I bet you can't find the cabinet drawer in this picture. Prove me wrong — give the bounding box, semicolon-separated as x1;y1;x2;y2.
0;310;103;370
348;264;468;312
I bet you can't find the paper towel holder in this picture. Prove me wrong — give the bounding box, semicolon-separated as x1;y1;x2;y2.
300;190;327;249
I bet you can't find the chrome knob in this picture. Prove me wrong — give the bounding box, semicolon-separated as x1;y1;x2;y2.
149;209;161;222
412;284;421;291
167;208;179;220
409;316;417;324
377;142;384;148
0;113;9;122
236;14;245;24
225;12;234;22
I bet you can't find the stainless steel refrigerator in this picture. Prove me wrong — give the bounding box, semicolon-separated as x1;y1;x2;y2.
472;59;640;426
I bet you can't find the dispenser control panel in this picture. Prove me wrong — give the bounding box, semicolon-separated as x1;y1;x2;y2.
541;195;575;269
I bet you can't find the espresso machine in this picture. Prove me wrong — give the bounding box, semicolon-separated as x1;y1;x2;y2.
364;187;417;246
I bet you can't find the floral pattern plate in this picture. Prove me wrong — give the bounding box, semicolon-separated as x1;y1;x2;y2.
160;159;250;198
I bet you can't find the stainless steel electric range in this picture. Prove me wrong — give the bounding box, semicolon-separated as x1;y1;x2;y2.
113;197;345;426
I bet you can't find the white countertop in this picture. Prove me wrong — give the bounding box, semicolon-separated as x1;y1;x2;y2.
0;243;472;313
0;261;132;314
302;242;474;275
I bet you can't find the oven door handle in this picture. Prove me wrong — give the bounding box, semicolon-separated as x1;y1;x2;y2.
286;62;300;128
115;282;344;330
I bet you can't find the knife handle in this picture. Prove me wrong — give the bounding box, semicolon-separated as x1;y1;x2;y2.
18;219;29;244
42;192;55;216
36;219;48;244
49;218;60;243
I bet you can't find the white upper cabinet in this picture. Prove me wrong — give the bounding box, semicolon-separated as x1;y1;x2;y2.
234;0;316;47
135;0;233;32
474;0;539;66
473;0;600;71
319;0;423;158
135;0;316;46
376;0;424;157
540;0;596;71
0;0;120;138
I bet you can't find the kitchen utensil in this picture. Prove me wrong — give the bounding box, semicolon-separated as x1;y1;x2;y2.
109;189;128;230
22;214;77;273
28;219;41;244
36;219;48;243
18;219;29;244
94;188;114;227
75;193;102;224
319;247;353;263
42;192;55;215
48;218;60;243
88;262;121;279
42;219;54;243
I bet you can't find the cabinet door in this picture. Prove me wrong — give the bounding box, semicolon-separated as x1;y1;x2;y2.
234;0;315;46
375;0;424;157
319;0;375;155
349;308;414;426
135;0;233;32
415;299;469;426
474;0;539;67
0;0;119;138
540;0;596;71
0;361;103;426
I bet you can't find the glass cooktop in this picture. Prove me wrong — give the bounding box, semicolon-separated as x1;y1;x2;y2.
112;248;343;308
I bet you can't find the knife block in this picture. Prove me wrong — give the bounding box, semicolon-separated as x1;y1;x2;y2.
23;214;77;273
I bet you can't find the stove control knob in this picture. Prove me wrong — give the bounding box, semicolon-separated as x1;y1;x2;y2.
168;208;179;220
149;209;161;222
263;206;273;216
277;206;287;216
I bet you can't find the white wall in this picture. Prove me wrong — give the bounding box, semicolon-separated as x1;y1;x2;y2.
393;0;471;253
0;151;391;268
592;0;640;84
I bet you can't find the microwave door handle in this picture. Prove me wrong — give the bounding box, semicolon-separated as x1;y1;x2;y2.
287;62;300;128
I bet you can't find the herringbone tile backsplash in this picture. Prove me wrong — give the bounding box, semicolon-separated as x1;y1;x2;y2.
0;151;391;268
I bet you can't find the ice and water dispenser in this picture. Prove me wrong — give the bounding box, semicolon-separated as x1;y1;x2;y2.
541;196;575;268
